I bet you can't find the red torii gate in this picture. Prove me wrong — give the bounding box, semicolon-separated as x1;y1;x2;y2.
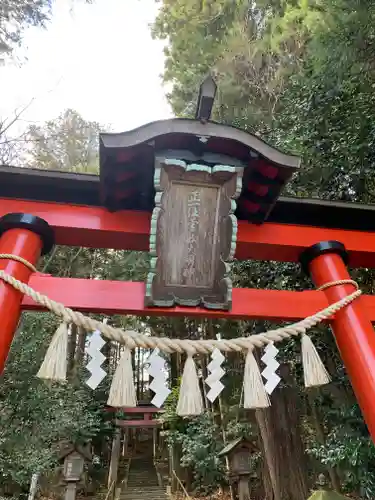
1;116;375;442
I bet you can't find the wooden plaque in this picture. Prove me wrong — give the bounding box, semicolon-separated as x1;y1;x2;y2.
145;158;243;310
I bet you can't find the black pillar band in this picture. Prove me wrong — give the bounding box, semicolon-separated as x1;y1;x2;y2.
0;213;54;255
299;240;348;275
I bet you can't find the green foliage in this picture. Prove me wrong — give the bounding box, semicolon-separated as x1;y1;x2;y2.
0;313;109;488
153;0;375;497
151;0;252;117
308;403;375;499
176;413;226;493
162;384;254;494
0;0;51;55
162;385;185;432
0;108;119;494
2;0;375;495
162;386;226;493
0;0;93;56
27;108;104;173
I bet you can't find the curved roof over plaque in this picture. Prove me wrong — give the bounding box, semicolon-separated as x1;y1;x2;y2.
99;118;300;224
100;118;300;168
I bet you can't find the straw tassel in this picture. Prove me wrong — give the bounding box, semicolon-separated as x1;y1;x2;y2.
107;347;137;407
176;355;203;416
301;333;331;387
243;349;270;409
37;322;69;382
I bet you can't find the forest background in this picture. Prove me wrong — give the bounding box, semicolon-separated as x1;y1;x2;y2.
1;1;375;499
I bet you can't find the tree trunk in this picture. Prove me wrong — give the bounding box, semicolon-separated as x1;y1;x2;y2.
170;443;182;493
170;353;179;386
67;324;77;378
200;355;210;410
255;363;310;500
140;348;145;399
74;326;86;365
136;348;141;400
308;391;341;491
262;456;275;500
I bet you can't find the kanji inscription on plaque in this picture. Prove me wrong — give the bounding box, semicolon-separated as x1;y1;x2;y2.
145;157;243;310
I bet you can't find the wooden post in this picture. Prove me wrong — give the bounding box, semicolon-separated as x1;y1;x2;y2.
122;428;129;458
153;427;157;460
169;446;177;494
108;428;122;490
27;473;39;500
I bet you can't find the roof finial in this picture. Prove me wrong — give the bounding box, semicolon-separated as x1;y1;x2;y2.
195;74;217;122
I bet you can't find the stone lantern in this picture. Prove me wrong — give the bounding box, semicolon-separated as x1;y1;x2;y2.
59;443;92;500
218;437;256;500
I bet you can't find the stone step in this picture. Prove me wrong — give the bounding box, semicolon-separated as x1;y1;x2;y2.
121;496;167;499
121;497;167;499
127;482;159;485
127;476;158;482
127;474;157;477
123;458;162;497
127;471;156;475
120;492;168;500
120;487;168;500
127;476;158;479
127;481;159;489
124;487;165;491
120;493;169;500
122;493;166;495
121;494;167;496
127;476;158;480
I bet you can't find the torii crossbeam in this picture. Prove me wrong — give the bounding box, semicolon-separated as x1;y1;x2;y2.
1;117;375;442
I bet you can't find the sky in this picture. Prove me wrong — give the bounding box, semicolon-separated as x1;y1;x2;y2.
0;0;172;135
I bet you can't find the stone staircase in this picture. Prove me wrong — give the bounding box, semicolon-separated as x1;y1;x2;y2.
121;457;168;500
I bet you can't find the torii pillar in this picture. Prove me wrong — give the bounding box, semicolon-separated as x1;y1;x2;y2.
301;241;375;442
0;213;54;373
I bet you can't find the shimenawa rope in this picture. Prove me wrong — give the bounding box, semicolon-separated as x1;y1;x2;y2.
0;266;361;354
0;254;37;272
0;254;362;414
